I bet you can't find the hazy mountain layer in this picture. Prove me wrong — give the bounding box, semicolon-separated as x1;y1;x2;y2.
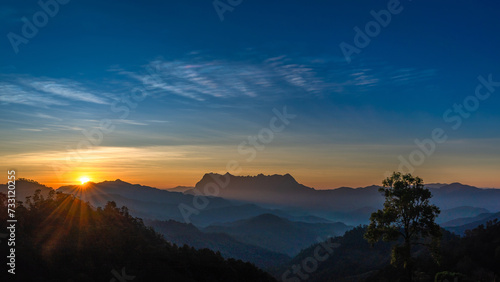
203;213;352;256
147;219;290;270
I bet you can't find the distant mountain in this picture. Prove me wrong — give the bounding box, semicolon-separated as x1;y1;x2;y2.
203;213;352;256
0;178;54;203
192;173;315;205
166;186;195;193
440;182;481;191
425;183;448;189
188;203;332;227
57;180;235;224
58;179;229;207
323;205;494;227
430;183;500;211
147;219;290;270
321;206;378;226
194;173;384;212
438;206;491;225
441;212;497;227
13;175;500;228
56;179;329;227
281;213;333;224
444;212;500;235
193;173;500;220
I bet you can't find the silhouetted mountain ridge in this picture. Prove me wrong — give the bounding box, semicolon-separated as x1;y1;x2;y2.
438;182;481;192
204;213;352;256
146;219;290;270
444;212;500;235
5;176;499;228
0;189;276;281
57;180;235;224
191;173;500;215
438;207;491;225
0;178;53;202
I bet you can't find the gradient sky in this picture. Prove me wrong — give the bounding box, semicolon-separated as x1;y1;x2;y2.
1;0;499;189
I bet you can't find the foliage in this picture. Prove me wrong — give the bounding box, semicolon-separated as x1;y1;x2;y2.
0;190;276;281
434;271;468;282
274;226;395;281
364;172;441;280
278;222;500;281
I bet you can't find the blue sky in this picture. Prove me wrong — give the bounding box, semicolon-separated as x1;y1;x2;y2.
1;0;500;188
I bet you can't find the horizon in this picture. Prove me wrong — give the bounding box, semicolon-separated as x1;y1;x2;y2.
8;173;500;191
2;0;500;190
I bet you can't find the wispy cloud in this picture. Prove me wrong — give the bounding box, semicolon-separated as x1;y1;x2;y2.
146;119;169;123
0;55;436;110
350;69;379;87
0;83;68;107
111;119;149;126
18;128;43;132
389;68;437;85
117;55;437;103
25;79;109;105
0;75;111;107
33;113;63;120
118;55;328;101
265;55;324;93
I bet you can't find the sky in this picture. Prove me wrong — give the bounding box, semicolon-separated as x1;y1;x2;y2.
1;0;500;189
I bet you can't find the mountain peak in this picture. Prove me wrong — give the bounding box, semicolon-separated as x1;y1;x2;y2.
441;182;480;191
193;173;312;205
197;172;299;185
256;173;298;183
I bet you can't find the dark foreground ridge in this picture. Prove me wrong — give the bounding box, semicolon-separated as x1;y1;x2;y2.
0;188;276;282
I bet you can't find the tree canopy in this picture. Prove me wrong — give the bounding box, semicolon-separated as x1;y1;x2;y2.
0;189;276;281
364;172;441;281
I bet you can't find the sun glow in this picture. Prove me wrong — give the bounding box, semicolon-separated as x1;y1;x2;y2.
79;177;90;184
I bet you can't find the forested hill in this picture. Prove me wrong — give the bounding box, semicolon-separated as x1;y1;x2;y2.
277;222;500;281
0;190;276;282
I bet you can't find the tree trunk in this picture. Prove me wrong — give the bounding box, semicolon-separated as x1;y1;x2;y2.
405;239;412;282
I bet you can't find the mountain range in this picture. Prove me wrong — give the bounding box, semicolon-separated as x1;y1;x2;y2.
5;175;500;228
203;213;351;256
193;173;500;213
442;212;500;235
2;176;500;272
146;219;290;270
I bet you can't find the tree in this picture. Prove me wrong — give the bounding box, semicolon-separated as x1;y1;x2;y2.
364;172;441;281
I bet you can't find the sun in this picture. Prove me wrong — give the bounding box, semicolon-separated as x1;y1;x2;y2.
79;176;90;184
